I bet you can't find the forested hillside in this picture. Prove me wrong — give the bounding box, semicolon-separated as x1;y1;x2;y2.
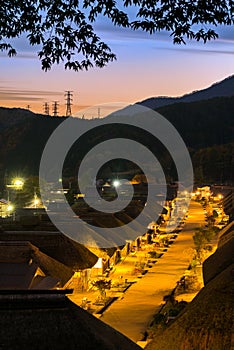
0;95;233;187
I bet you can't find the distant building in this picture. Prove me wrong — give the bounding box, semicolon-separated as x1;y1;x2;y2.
211;185;234;221
0;199;12;218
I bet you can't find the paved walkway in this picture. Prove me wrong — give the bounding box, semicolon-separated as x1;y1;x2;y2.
100;201;205;342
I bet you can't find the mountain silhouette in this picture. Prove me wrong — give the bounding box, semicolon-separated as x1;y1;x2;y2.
139;75;234;109
0;76;233;184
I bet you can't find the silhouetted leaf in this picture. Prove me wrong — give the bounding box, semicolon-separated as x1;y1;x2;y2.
0;1;233;70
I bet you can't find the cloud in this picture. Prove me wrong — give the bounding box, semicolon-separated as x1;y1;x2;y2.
12;53;37;59
0;52;37;60
0;88;63;101
94;19;234;45
164;47;234;55
94;21;169;42
0;49;38;59
216;27;234;41
8;34;41;53
0;94;43;101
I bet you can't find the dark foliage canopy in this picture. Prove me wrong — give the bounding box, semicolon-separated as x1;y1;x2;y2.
1;1;233;71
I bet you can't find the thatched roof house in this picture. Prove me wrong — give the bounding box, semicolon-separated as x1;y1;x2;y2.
146;263;234;350
0;290;141;350
146;226;234;350
203;233;234;285
218;221;234;248
0;241;74;288
0;231;98;270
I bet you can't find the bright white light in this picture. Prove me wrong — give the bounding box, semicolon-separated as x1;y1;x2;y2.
113;180;120;188
7;205;14;212
34;199;40;206
12;178;24;189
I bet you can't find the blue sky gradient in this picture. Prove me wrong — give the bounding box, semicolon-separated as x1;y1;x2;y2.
0;19;233;116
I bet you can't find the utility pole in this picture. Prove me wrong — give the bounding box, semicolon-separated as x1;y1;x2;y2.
43;102;50;115
98;107;101;118
26;105;31;110
65;91;73;117
52;101;59;117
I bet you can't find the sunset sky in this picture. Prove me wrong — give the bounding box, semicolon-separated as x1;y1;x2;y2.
0;20;233;118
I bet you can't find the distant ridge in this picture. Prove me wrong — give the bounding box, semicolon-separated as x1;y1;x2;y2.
0;76;233;184
139;75;234;109
0;107;38;129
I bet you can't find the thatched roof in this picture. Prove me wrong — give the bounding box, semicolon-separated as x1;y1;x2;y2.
203;236;234;285
0;231;98;270
72;200;164;248
218;221;234;248
0;241;74;288
79;212;136;242
87;212;125;228
0;290;141;350
146;263;234;350
87;246;113;260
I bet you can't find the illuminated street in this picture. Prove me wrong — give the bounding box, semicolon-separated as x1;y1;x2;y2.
100;200;206;342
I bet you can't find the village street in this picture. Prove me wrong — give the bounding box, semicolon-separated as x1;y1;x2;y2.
69;200;207;343
100;200;206;342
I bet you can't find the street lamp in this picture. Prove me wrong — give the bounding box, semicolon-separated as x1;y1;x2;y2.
13;179;23;187
7;204;14;212
113;180;120;188
7;178;24;190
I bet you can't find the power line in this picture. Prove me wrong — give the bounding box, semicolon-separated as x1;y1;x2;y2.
43;102;50;115
52;101;59;117
65;91;73;117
